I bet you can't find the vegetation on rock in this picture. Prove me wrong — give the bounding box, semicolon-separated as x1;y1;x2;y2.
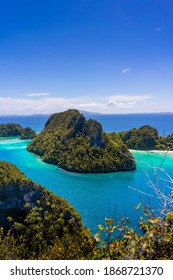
27;109;135;172
109;125;173;151
0;123;23;137
109;125;159;150
0;161;93;259
0;123;36;139
20;127;37;139
157;133;173;150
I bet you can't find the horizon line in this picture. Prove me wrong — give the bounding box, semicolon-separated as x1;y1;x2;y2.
1;111;173;117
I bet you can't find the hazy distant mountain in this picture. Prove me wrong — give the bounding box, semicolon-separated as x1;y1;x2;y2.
79;110;103;116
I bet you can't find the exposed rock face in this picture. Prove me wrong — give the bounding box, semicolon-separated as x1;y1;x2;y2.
0;161;79;224
83;119;106;148
28;109;136;173
0;162;44;227
0;161;93;259
0;185;42;211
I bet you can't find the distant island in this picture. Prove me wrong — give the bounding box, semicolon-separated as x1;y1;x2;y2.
27;109;136;173
0;123;36;139
108;125;173;151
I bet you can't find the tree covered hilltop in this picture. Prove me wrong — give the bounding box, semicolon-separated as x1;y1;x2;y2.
27;109;135;173
108;125;173;151
0;123;36;139
0;161;93;259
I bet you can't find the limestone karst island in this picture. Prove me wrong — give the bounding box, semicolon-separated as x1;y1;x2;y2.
27;109;136;173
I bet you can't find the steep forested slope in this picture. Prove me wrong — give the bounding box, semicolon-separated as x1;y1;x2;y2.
0;161;92;259
28;109;135;172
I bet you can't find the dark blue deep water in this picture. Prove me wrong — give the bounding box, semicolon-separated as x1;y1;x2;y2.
0;113;173;234
1;112;173;135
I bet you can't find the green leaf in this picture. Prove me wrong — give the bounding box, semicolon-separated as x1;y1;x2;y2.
7;216;13;222
94;236;101;243
134;203;141;212
131;240;136;247
124;233;132;239
105;218;113;225
95;232;100;237
148;218;159;224
164;233;172;242
98;224;104;230
166;212;173;220
143;210;150;216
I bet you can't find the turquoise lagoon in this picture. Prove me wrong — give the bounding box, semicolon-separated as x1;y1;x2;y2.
1;137;173;235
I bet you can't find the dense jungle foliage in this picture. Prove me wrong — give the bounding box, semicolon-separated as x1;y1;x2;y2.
0;123;36;139
27;109;135;172
108;125;173;151
0;161;93;260
20;127;37;139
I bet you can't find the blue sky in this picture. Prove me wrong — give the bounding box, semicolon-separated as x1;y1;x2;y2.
0;0;173;114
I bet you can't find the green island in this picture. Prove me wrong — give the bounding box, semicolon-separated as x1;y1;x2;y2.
27;109;135;173
108;125;173;151
0;161;93;259
0;123;36;139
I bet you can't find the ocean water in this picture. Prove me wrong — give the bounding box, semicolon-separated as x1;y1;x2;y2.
0;114;173;235
0;115;49;133
90;113;173;136
1;112;173;135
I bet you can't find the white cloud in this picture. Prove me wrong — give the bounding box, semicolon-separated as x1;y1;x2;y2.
0;94;167;115
121;67;130;74
106;100;136;109
154;27;161;32
24;92;50;97
108;94;153;102
105;95;153;110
